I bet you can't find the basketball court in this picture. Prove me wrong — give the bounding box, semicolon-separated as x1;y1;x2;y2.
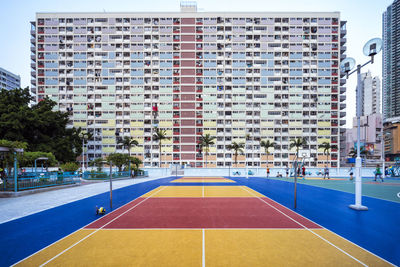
16;176;391;266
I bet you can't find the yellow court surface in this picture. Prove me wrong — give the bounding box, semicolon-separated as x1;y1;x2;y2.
17;229;202;267
205;229;389;266
19;229;389;267
141;185;264;198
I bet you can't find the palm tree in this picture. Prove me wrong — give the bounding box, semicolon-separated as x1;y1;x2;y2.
348;146;368;166
152;127;170;167
289;137;308;175
89;158;105;172
348;146;367;158
260;139;276;168
118;136;139;177
199;134;216;167
319;142;332;167
227;141;245;167
289;137;308;159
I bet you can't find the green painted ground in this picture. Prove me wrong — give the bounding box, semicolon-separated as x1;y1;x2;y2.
271;177;400;203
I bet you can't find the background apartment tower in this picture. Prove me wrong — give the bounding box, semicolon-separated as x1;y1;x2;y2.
383;0;400;123
342;71;382;165
361;71;380;116
30;5;347;168
383;0;400;161
0;67;21;90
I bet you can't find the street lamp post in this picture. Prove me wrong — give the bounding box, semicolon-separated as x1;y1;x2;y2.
380;125;386;178
79;132;89;173
340;38;382;211
109;160;113;210
293;154;298;209
101;160;113;210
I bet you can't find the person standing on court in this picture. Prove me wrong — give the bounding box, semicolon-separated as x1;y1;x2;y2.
285;166;289;178
348;164;354;181
323;166;330;179
374;164;384;182
302;165;306;178
266;167;270;178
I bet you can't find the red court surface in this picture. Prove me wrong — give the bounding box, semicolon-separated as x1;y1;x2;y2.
86;197;320;229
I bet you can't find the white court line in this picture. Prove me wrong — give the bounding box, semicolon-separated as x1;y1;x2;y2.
37;186;166;267
202;229;205;267
240;186;368;267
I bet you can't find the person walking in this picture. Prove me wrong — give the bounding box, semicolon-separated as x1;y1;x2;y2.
348;164;354;181
0;167;4;185
266;167;270;178
374;164;384;182
302;166;306;178
323;166;330;179
285;166;289;178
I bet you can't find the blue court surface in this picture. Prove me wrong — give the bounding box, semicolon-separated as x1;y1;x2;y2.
0;176;399;266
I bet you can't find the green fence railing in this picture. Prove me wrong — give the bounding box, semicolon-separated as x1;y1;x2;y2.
1;171;80;192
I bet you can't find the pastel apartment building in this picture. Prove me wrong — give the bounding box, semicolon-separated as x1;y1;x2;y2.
30;5;347;168
0;67;20;91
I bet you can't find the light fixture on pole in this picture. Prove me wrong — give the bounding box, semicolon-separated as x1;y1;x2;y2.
340;37;382;211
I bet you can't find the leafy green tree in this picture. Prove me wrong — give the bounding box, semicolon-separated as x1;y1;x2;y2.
260;139;276;168
18;151;57;167
131;156;143;176
227;142;245;167
107;153;129;172
152;127;170;167
0;88;82;163
199;134;215;167
0;89;32;142
0;140;28;150
60;162;80;172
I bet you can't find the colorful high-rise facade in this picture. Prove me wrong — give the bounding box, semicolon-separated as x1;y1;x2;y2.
383;0;400;123
0;67;20;91
30;7;347;168
383;0;400;161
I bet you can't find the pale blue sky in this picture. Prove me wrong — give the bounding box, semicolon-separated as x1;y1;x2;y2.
0;0;393;127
